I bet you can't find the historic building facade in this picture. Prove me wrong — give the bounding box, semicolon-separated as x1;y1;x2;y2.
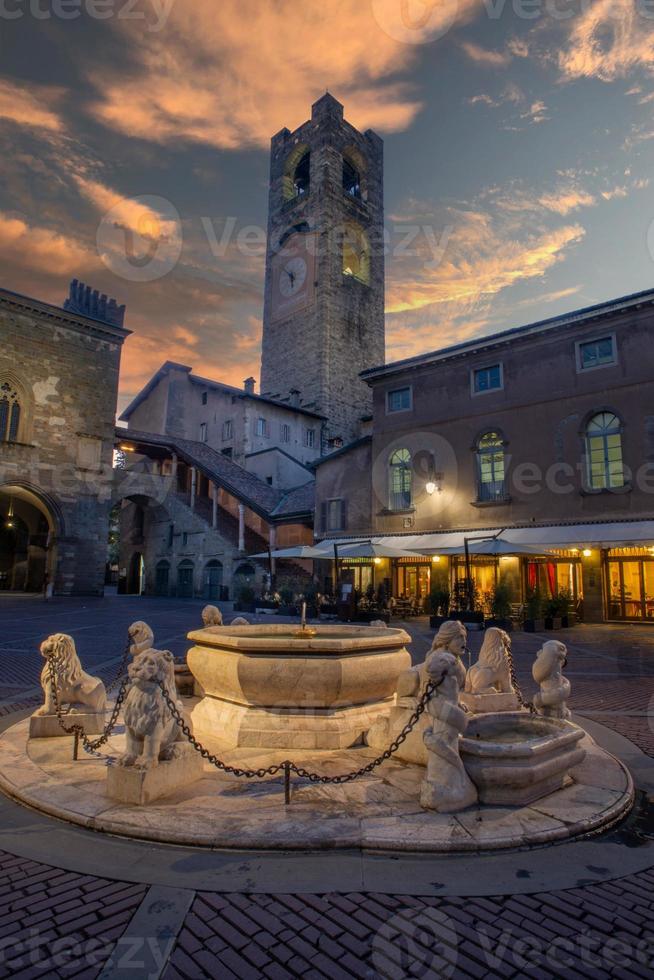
315;288;654;622
0;282;129;595
260;93;385;447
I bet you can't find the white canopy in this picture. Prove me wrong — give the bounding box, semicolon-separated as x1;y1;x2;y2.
375;521;654;554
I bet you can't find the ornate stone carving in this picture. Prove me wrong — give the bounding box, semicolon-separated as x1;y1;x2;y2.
532;641;571;719
128;621;154;657
420;651;478;812
202;605;223;627
30;634;107;738
369;620;387;628
461;627;520;713
119;649;189;769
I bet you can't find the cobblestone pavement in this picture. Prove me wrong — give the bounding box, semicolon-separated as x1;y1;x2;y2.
0;596;652;978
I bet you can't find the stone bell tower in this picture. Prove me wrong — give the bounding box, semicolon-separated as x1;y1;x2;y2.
260;94;385;448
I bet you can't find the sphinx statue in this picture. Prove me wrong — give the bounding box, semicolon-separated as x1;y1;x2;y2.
532;641;571;719
128;621;154;657
202;605;223;627
367;619;468;766
420;651;478;812
460;627;520;714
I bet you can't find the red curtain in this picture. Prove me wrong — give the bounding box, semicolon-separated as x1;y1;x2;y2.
528;562;537;591
546;562;557;596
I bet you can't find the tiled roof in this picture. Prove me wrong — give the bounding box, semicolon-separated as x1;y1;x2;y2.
116;427;314;522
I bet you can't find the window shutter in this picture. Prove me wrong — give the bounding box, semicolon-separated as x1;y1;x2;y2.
341;499;348;531
320;502;327;533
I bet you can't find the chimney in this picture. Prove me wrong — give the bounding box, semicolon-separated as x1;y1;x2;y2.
289;388;300;408
244;377;256;395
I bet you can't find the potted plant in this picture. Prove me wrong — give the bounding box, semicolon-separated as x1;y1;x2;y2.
277;579;299;616
429;587;451;629
486;582;513;631
557;588;573;628
544;596;563;631
234;585;256;613
451;578;484;629
523;589;544;633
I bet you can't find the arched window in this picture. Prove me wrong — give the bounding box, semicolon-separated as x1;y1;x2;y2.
477;432;506;502
343;158;361;198
586;412;624;489
342;222;370;285
283;145;311;201
0;382;21;443
389;449;412;510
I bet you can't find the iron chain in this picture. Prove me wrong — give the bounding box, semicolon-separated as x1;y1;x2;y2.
157;675;443;784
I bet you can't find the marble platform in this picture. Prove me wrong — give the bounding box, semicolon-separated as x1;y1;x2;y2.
0;717;634;852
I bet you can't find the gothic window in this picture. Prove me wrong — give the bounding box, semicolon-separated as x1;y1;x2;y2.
585;412;624;489
476;432;506;502
389;448;412;510
342;223;370;285
0;382;21;443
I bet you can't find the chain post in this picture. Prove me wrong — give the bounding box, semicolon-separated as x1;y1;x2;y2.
284;761;291;805
73;731;79;761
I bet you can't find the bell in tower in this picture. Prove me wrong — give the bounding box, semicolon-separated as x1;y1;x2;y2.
260;94;385;448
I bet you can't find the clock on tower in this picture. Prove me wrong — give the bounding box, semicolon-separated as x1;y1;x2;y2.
260;94;385;447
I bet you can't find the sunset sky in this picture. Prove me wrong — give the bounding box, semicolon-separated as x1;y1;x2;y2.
2;0;654;414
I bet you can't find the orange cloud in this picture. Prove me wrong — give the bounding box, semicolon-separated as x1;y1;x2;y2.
0;78;64;132
85;0;483;149
461;41;512;67
558;0;654;81
0;212;93;276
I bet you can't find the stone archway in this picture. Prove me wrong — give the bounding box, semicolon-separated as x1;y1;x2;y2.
0;483;61;593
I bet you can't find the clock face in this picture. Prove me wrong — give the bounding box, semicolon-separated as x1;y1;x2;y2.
279;257;307;297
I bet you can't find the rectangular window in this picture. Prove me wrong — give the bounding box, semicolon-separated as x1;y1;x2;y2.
304;428;316;448
167;524;174;548
222;447;233;459
199;422;208;442
256;417;268;437
222;419;233;441
386;386;412;413
201;391;208;405
281;423;291;444
327;499;344;531
577;336;617;372
472;364;503;395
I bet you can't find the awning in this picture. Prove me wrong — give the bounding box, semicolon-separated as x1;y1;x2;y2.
374;521;654;554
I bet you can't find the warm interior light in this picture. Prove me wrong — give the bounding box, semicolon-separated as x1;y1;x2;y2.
583;549;592;558
432;555;441;563
373;557;382;565
425;481;436;495
119;443;136;452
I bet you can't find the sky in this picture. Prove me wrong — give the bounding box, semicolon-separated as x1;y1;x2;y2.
1;0;654;415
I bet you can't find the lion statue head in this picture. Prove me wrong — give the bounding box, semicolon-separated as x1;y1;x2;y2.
128;648;176;690
40;634;82;686
477;627;511;672
128;621;154;655
202;605;223;627
231;616;250;626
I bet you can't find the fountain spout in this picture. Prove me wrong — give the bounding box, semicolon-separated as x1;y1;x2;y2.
295;600;317;638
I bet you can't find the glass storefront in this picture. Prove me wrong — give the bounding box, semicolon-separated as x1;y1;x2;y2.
340;560;374;595
525;557;583;604
395;560;431;600
452;558;498;613
606;549;654;621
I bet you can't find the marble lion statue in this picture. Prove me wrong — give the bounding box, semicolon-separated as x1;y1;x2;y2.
464;627;515;696
35;634;107;716
128;621;154;657
119;648;189;769
532;640;571;719
202;605;223;627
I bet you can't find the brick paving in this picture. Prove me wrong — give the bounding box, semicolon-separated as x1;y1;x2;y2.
0;597;652;978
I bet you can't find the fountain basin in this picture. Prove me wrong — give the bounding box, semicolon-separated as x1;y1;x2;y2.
187;624;412;749
460;712;586;806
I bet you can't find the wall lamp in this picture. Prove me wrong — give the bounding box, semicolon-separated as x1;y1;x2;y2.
425;472;444;496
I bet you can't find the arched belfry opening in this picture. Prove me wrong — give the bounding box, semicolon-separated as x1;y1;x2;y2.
283;144;311;201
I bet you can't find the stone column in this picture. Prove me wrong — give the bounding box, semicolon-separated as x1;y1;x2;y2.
238;503;245;552
212;482;218;529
